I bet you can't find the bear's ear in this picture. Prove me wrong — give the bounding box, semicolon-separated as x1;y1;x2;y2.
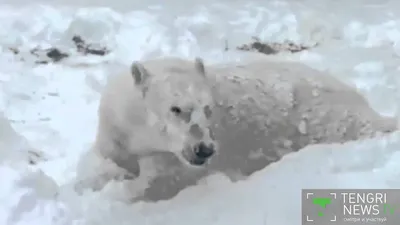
194;57;206;77
131;61;150;86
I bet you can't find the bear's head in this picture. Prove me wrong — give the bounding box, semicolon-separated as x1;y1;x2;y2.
129;57;217;166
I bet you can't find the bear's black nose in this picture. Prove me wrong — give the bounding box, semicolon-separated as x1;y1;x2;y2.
194;142;215;159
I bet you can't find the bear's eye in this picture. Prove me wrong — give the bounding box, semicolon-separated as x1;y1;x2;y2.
203;105;212;119
170;106;182;115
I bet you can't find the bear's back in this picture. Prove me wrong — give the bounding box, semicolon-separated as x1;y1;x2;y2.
208;59;393;135
204;59;396;176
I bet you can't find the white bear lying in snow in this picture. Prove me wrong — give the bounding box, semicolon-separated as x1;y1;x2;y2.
75;55;397;201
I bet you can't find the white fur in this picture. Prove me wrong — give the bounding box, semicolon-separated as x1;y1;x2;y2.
76;55;397;201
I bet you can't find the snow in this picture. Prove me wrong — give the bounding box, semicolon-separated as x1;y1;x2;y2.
1;0;400;224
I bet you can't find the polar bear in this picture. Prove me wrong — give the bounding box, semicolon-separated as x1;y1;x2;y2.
75;57;218;192
76;56;397;201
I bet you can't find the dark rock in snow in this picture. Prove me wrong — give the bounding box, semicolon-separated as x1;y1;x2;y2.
46;48;69;62
72;35;110;56
236;37;317;55
7;35;111;65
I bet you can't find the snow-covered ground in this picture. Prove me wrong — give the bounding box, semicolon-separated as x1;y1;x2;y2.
1;0;400;224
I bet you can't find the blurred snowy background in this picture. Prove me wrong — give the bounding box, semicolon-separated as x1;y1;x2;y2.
1;0;400;224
